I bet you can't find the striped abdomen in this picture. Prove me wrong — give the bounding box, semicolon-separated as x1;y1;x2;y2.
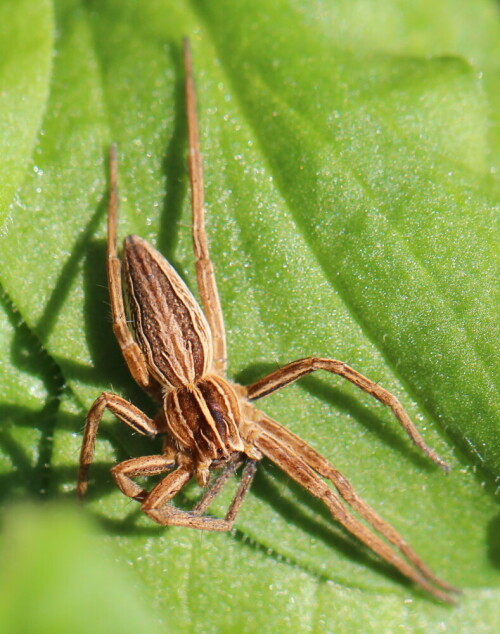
123;235;213;388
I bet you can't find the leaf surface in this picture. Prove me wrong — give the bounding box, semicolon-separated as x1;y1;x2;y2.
0;0;498;631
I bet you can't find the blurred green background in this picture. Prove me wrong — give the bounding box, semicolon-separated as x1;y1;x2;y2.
0;0;498;632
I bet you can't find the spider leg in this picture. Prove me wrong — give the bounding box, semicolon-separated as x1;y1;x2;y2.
111;455;176;502
251;425;457;603
192;455;244;515
142;460;258;531
183;39;227;374
252;411;459;596
245;356;449;470
106;145;154;390
78;391;159;498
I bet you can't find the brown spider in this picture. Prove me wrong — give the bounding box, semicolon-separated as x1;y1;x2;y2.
78;39;459;603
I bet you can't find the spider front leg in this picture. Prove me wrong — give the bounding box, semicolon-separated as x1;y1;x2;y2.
246;356;450;470
77;392;159;498
253;411;459;595
111;455;176;503
249;419;457;604
192;457;256;516
141;460;258;531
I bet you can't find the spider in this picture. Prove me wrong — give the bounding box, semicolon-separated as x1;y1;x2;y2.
78;39;458;603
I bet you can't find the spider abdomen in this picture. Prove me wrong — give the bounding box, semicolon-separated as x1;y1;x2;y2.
123;235;213;388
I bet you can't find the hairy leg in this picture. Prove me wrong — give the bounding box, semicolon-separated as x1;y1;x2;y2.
78;391;158;498
183;40;227;374
111;454;176;502
253;410;458;594
142;460;258;530
251;422;456;603
245;356;449;470
106;146;153;389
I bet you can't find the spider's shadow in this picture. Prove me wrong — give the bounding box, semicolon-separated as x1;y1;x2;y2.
156;41;188;263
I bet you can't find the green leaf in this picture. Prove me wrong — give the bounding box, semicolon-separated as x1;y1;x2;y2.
0;0;53;219
0;0;498;631
0;504;164;634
